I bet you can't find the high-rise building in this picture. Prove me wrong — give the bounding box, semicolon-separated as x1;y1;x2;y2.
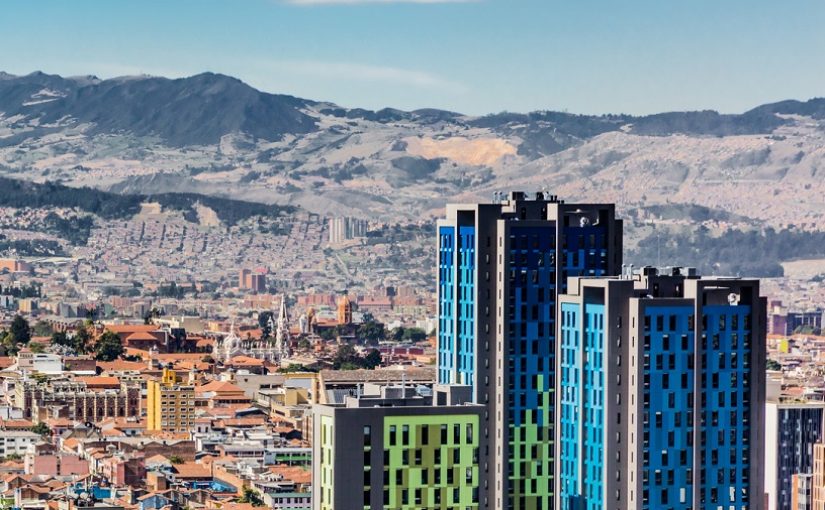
312;385;485;510
792;473;814;510
437;192;622;510
328;217;369;245
556;267;766;510
765;401;825;510
146;367;196;432
812;444;825;509
239;268;252;289
328;217;346;245
248;273;266;292
239;268;267;292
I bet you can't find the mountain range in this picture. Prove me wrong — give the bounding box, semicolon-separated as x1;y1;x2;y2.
1;70;824;232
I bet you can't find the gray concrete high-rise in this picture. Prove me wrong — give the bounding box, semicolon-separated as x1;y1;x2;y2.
765;401;825;510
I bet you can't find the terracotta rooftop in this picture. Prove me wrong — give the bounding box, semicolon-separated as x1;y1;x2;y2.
75;376;120;387
172;462;211;479
197;380;247;394
125;331;160;342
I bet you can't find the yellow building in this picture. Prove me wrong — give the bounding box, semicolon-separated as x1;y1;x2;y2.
146;368;196;432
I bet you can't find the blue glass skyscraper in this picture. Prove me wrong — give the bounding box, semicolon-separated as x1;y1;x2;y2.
556;267;766;510
437;192;622;510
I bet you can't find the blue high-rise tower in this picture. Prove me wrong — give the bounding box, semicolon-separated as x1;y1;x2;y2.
437;192;623;510
556;267;766;510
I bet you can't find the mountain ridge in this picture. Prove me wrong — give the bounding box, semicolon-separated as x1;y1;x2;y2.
1;70;825;232
3;70;825;147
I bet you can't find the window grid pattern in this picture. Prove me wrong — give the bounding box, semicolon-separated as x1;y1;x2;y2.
559;303;581;510
642;306;694;510
438;227;455;385
700;305;751;510
382;415;481;509
458;226;476;392
507;226;556;510
582;304;605;510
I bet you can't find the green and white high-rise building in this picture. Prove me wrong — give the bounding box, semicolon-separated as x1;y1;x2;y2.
312;385;486;510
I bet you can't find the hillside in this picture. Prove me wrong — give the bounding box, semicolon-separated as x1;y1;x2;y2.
0;70;824;231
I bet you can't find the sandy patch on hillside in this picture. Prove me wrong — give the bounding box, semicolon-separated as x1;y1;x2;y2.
404;136;516;166
782;259;825;280
194;203;221;227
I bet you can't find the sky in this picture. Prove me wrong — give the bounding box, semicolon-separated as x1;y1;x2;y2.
1;0;825;115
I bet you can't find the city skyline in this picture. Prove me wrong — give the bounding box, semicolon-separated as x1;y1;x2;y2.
0;0;823;506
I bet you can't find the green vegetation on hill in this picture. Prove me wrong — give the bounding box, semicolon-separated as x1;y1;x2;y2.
628;227;825;277
0;237;67;257
0;177;297;231
0;178;143;219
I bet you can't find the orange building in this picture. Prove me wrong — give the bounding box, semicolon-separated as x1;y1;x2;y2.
814;444;825;509
0;259;31;273
337;296;352;325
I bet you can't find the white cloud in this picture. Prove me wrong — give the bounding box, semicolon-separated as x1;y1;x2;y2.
285;0;475;5
252;59;467;93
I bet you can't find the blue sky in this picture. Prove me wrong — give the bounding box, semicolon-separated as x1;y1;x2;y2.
2;0;824;115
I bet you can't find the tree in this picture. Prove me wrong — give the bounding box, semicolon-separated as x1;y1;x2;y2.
278;363;314;374
767;359;782;371
95;330;124;361
29;342;45;354
30;422;50;436
10;315;31;344
31;321;53;337
357;319;385;346
72;324;93;354
363;349;382;369
402;327;427;343
332;343;359;370
238;487;265;507
51;331;71;348
168;455;184;464
258;311;274;339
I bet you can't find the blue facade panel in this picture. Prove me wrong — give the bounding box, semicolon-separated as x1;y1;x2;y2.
457;226;476;392
561;226;608;293
559;302;581;510
582;303;604;510
559;302;605;510
506;225;557;507
437;226;455;385
641;305;695;510
700;304;752;510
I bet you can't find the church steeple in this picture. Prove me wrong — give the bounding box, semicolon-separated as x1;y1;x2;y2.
275;296;291;359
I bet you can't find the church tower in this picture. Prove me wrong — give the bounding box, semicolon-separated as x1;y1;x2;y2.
337;295;352;326
276;296;291;358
